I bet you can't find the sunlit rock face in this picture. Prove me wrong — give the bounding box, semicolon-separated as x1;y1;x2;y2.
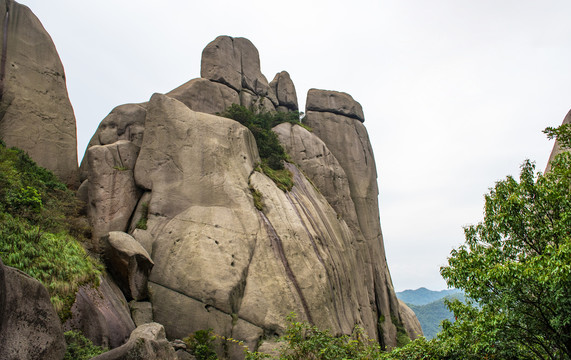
0;0;78;186
81;35;421;356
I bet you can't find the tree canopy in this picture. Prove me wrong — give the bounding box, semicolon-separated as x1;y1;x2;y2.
437;125;571;359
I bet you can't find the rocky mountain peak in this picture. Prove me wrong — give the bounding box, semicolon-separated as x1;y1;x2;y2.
0;2;422;355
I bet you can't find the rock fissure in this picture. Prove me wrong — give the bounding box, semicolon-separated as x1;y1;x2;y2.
284;191;325;266
149;280;261;330
286;190;350;332
353;121;369;166
305;108;364;122
258;210;314;325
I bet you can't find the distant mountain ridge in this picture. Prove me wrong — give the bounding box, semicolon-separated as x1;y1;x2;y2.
396;288;464;339
397;287;463;306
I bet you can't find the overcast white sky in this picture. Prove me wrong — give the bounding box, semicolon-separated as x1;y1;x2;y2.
20;0;571;292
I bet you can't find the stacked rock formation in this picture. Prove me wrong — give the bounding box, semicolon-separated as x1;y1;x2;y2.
0;0;78;186
79;34;422;356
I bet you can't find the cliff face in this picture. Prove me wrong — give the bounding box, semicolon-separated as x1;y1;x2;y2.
0;0;78;186
80;35;422;352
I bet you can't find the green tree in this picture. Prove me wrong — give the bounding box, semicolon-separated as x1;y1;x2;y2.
438;125;571;359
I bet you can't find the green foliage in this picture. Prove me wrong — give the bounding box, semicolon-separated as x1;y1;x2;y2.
220;104;293;166
544;123;571;150
220;104;299;191
437;125;571;359
64;330;107;360
184;329;218;360
276;314;382;360
259;163;294;192
135;202;149;230
6;185;43;213
0;142;102;321
250;187;264;211
380;336;445;360
391;316;410;348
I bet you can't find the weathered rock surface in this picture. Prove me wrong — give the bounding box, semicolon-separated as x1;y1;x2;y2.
92;323;177;360
202;36;269;95
130;301;153;327
80;103;147;181
269;71;298;111
306;88;365;122
0;257;66;360
167;77;239;115
78;36;420;356
135;94;261;343
200;35;275;111
273;122;357;230
305;89;402;347
105;231;154;301
64;274;136;349
246;165;378;336
0;0;78;186
87;140;142;249
398;300;423;341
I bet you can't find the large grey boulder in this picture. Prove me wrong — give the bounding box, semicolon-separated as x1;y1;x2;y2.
80;103;147;182
134;93;261;340
167;77;239;115
104;231;154;301
269;71;298;111
64;274;136;349
0;0;78;186
201;36;270;97
306;88;365;122
0;257;66;360
200;35;275;111
129;301;153;327
91;323;177;360
133;93;259;214
87;140;142;250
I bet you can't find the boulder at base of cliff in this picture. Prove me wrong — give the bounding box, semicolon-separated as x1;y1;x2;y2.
91;323;177;360
0;257;66;360
104;231;154;301
64;274;136;349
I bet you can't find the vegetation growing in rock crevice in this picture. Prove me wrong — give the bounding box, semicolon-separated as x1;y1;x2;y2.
219;104;301;191
0;141;103;321
183;329;218;360
135;202;149;230
63;330;107;360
